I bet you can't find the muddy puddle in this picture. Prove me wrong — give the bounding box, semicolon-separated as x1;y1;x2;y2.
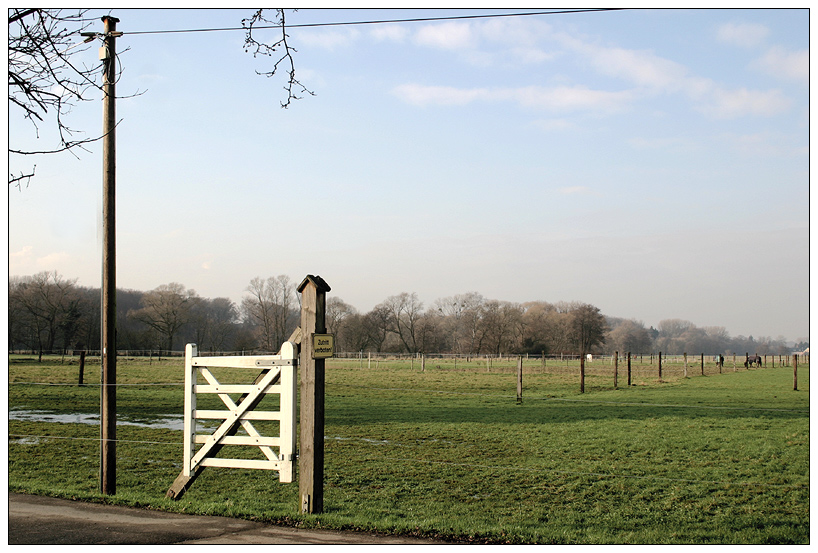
9;409;184;430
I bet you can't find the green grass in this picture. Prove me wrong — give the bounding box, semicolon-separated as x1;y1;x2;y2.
8;354;810;544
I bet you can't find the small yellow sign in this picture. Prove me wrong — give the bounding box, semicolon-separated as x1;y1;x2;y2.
313;334;335;359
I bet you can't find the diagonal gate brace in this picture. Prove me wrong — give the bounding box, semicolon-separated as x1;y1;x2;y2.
166;329;300;500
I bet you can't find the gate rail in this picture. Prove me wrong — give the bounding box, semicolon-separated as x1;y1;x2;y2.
182;341;298;483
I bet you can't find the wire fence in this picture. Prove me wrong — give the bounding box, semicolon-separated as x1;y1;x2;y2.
9;353;809;496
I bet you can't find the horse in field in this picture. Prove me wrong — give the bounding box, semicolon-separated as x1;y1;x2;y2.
744;354;762;368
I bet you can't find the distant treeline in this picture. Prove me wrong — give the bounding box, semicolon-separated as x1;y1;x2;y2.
8;271;802;359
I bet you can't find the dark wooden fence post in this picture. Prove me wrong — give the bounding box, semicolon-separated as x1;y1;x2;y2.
298;275;331;515
614;351;618;389
517;356;523;403
78;350;86;386
793;354;798;391
701;353;704;376
580;355;585;393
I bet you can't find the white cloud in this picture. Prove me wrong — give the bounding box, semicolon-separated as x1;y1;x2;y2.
698;87;791;119
410;19;555;67
517;85;634;112
36;251;71;269
393;83;634;113
9;246;74;274
755;46;809;82
370;24;409;43
585;45;691;92
296;28;360;50
414;21;475;50
722;131;805;157
9;245;33;262
554;28;795;121
392;84;488;106
716;22;769;48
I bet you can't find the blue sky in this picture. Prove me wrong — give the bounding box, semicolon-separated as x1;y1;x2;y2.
7;8;810;342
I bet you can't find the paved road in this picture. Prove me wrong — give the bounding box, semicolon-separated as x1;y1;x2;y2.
8;493;448;545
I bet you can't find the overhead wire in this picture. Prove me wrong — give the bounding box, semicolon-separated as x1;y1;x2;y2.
116;9;625;37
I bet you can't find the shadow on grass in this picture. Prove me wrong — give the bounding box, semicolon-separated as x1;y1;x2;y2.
327;391;808;428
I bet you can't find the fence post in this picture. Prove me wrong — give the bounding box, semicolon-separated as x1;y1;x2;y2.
658;352;662;380
683;353;688;378
793;354;798;391
517;356;523;403
297;275;330;515
627;352;632;387
76;350;86;386
580;354;585;393
614;351;618;389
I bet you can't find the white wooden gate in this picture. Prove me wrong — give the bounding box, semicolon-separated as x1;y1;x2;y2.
183;342;298;482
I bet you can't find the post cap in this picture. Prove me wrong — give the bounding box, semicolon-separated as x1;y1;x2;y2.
297;274;331;293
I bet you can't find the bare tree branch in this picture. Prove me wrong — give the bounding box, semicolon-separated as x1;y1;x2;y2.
242;9;314;108
9;166;36;190
8;8;102;184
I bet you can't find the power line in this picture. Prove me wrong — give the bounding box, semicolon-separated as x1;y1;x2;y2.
121;9;625;37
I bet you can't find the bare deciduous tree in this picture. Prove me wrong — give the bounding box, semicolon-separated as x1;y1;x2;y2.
242;275;296;352
130;283;197;351
378;292;425;353
8;271;79;359
189;297;239;352
569;303;608;356
8;9;102;187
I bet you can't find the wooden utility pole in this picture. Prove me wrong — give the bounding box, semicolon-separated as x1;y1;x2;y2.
298;275;331;514
100;15;120;496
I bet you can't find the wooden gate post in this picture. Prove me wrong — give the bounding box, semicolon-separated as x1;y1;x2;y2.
298;275;331;515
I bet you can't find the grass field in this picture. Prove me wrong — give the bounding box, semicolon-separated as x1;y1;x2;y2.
7;354;810;544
